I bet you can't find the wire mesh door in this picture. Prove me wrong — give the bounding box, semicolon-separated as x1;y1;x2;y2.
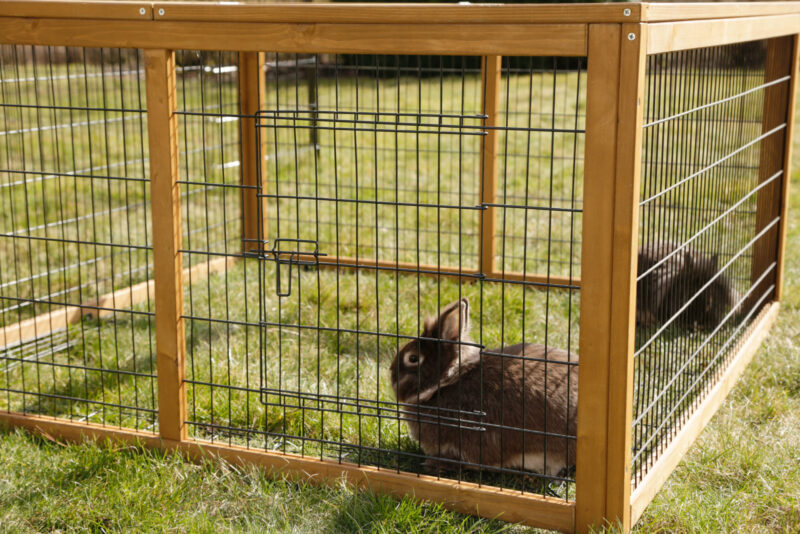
251;52;582;498
253;53;487;468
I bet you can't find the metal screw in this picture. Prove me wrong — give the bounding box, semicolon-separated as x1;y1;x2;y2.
628;32;636;41
623;8;631;16
158;8;165;16
139;7;146;15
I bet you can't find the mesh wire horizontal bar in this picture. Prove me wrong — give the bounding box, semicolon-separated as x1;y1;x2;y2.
633;40;780;487
0;45;157;433
178;51;581;500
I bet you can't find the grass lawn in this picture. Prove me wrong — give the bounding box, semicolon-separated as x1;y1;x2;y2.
1;49;799;533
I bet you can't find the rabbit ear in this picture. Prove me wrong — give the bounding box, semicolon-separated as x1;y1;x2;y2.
438;297;470;341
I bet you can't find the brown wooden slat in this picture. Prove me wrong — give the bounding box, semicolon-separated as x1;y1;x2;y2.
239;51;267;256
0;18;588;56
647;14;800;54
0;0;152;20
479;55;501;278
153;2;638;24
576;22;622;534
145;48;186;443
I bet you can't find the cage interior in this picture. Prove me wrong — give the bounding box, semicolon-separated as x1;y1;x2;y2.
0;47;586;498
633;39;780;486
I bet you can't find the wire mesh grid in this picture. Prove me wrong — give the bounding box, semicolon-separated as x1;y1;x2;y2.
179;52;583;499
0;45;157;431
633;40;779;486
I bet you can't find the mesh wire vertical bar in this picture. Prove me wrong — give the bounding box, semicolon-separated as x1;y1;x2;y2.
632;38;791;491
0;45;157;432
169;50;583;500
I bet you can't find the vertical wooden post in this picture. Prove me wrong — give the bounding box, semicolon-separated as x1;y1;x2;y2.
145;49;187;443
577;23;647;534
239;51;267;255
751;35;799;303
480;55;501;277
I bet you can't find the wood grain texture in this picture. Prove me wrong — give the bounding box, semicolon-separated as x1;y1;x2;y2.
145;49;186;443
630;302;781;524
239;52;267;256
479;55;502;278
751;37;795;308
0;411;576;533
647;14;800;54
774;35;800;301
604;22;647;532
0;0;152;20
153;2;638;24
576;23;622;534
642;2;800;22
0;18;588;56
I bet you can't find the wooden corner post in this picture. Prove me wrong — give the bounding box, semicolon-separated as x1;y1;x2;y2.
577;23;647;533
480;55;501;277
751;35;800;303
239;51;267;255
145;49;187;443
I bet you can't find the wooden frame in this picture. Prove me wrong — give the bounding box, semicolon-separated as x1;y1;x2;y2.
480;55;502;278
145;49;186;443
751;36;800;303
0;18;588;57
239;51;268;256
1;3;799;533
576;21;646;533
647;14;800;54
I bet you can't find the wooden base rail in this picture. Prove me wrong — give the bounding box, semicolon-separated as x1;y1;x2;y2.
0;256;235;352
629;302;781;524
0;411;576;533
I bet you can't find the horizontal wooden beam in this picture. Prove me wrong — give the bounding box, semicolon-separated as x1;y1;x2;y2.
0;256;235;351
647;14;800;54
0;17;588;56
3;2;800;26
151;2;637;24
0;411;576;533
629;301;781;524
0;0;152;20
642;2;800;23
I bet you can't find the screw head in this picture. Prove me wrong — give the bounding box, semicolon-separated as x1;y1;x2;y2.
158;8;165;16
139;7;146;15
628;32;636;41
623;8;631;16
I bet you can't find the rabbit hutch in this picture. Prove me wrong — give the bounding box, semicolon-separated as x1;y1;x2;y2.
1;1;799;532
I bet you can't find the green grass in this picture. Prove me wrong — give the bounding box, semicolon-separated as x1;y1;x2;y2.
1;49;799;533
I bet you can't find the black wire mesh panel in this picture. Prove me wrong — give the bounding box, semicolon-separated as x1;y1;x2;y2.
199;53;583;498
633;40;777;486
0;45;157;431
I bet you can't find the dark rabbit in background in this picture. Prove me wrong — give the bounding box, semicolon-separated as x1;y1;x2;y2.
636;241;741;330
389;298;578;476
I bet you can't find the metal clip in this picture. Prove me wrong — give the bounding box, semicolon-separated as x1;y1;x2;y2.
269;238;325;297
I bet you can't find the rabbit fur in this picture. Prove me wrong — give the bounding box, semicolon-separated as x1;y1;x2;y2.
636;241;741;330
389;298;578;476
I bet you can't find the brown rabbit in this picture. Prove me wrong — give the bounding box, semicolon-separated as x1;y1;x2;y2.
636;241;741;330
389;298;578;476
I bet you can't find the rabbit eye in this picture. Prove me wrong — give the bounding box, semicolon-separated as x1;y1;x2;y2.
404;352;420;366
